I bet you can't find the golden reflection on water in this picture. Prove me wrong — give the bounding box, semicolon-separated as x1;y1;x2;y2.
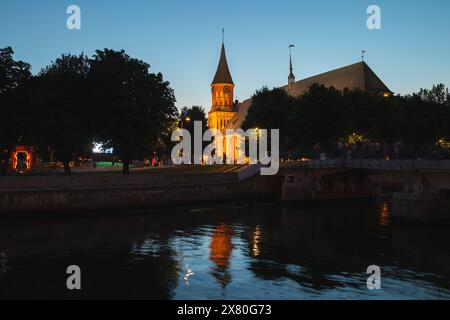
209;224;233;287
252;225;262;257
380;200;390;227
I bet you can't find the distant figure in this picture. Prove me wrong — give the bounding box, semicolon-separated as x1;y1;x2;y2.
16;152;28;173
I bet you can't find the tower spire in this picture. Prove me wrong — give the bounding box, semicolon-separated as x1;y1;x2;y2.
288;44;295;86
211;31;234;85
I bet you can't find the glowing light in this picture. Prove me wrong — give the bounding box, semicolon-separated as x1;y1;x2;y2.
210;225;233;268
380;201;390;227
93;143;113;154
437;138;450;150
10;146;33;172
348;133;365;145
252;225;262;257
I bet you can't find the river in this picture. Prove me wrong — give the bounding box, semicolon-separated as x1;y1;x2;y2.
1;199;449;299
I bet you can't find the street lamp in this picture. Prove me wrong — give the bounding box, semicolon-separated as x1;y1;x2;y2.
180;117;191;130
254;127;260;139
179;117;192;164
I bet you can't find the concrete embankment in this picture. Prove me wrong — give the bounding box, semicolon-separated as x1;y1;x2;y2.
391;190;450;222
0;171;283;214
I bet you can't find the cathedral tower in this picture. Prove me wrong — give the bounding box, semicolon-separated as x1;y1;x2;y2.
208;36;236;131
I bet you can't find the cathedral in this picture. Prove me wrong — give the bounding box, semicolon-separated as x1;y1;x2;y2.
208;40;392;132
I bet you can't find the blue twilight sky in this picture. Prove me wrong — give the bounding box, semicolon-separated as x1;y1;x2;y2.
1;0;449;112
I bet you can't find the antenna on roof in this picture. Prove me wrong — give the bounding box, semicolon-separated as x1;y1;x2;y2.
288;44;296;86
362;50;366;62
289;44;295;72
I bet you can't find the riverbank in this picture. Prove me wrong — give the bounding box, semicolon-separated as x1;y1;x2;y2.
0;171;283;214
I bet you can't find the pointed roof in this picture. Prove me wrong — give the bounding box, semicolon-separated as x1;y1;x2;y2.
283;61;392;96
212;44;234;85
226;61;393;130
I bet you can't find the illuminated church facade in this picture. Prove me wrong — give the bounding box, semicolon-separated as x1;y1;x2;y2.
208;43;237;132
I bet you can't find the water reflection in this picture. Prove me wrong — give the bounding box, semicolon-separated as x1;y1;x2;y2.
242;202;385;291
380;200;390;227
251;225;262;258
209;225;234;288
0;201;449;299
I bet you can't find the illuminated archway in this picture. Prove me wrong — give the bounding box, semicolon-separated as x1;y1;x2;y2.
10;146;33;172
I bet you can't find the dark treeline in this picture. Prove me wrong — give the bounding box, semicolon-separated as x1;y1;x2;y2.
243;84;450;159
2;46;450;175
0;47;178;175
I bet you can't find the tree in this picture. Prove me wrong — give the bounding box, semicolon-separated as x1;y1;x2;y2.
414;83;450;106
291;84;346;149
241;83;450;158
0;47;31;95
402;88;450;147
0;47;31;175
242;87;296;150
178;106;207;163
180;105;207;135
88;49;178;174
30;53;92;175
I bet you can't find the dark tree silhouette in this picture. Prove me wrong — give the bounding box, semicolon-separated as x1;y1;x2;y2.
242;87;296;151
178;106;207;163
0;47;31;175
414;83;450;105
0;47;31;95
242;83;450;157
88;49;178;174
30;53;92;175
180;105;207;135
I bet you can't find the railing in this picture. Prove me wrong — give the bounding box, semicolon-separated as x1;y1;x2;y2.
281;159;450;171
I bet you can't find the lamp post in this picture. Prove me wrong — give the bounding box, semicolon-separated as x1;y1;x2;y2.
180;116;191;130
179;117;192;166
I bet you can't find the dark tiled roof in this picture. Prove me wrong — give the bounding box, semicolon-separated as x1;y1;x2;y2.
227;97;253;129
212;44;234;85
227;61;392;130
282;61;392;96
